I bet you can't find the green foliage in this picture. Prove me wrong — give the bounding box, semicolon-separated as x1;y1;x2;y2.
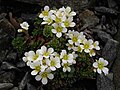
32;28;42;36
43;25;53;38
12;37;25;52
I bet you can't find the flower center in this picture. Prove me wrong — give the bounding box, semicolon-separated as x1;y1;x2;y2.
50;60;56;66
98;62;104;69
44;52;49;56
33;54;39;60
56;26;62;32
41;72;48;78
84;44;89;49
35;65;40;72
78;46;82;52
64;21;70;27
63;54;68;60
90;49;94;54
55;17;61;23
42;59;47;65
64;63;69;68
72;36;77;42
42;11;48;16
47;18;53;23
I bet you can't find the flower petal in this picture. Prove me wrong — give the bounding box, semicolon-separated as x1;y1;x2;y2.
31;70;38;75
93;62;98;68
97;68;102;74
35;75;41;81
42;78;48;85
56;32;62;38
48;73;54;79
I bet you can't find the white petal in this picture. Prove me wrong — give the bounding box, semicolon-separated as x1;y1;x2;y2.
89;39;93;44
102;67;109;75
48;48;54;54
66;6;71;13
84;49;90;53
63;68;66;72
31;70;38;75
39;14;44;18
103;60;108;66
28;51;35;57
50;67;56;71
52;29;57;33
93;62;98;68
51;15;56;20
22;57;27;62
42;78;48;85
67;67;71;72
96;46;100;50
62;28;67;33
70;22;76;27
52;23;57;28
40;46;47;54
41;21;48;25
97;68;102;74
44;6;49;11
70;11;76;16
61;23;65;27
68;40;73;44
56;33;62;38
35;75;41;81
48;73;54;79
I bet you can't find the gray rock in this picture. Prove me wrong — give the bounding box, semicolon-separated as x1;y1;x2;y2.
10;87;19;90
0;71;15;83
1;62;20;71
17;61;26;68
0;13;7;20
79;10;99;30
27;83;37;90
7;52;17;62
91;30;113;42
97;74;115;90
95;7;118;15
0;18;15;50
0;83;13;90
18;72;31;90
102;39;119;68
0;50;8;63
21;13;37;21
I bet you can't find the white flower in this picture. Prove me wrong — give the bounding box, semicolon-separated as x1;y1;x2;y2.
66;43;75;50
27;50;43;62
62;62;71;72
35;69;54;85
72;52;78;64
82;39;94;53
46;56;61;71
51;13;66;23
60;50;74;64
30;60;45;75
68;30;81;45
93;58;109;75
73;45;83;52
39;46;54;58
52;23;67;38
89;49;96;57
41;15;54;25
59;6;76;17
39;6;50;18
20;22;29;30
61;17;76;27
93;41;100;50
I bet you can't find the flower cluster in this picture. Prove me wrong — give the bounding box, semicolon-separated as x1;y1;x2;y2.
66;30;100;57
39;6;76;38
21;6;109;85
22;46;76;84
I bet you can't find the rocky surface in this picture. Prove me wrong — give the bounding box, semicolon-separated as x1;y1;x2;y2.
0;0;120;90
